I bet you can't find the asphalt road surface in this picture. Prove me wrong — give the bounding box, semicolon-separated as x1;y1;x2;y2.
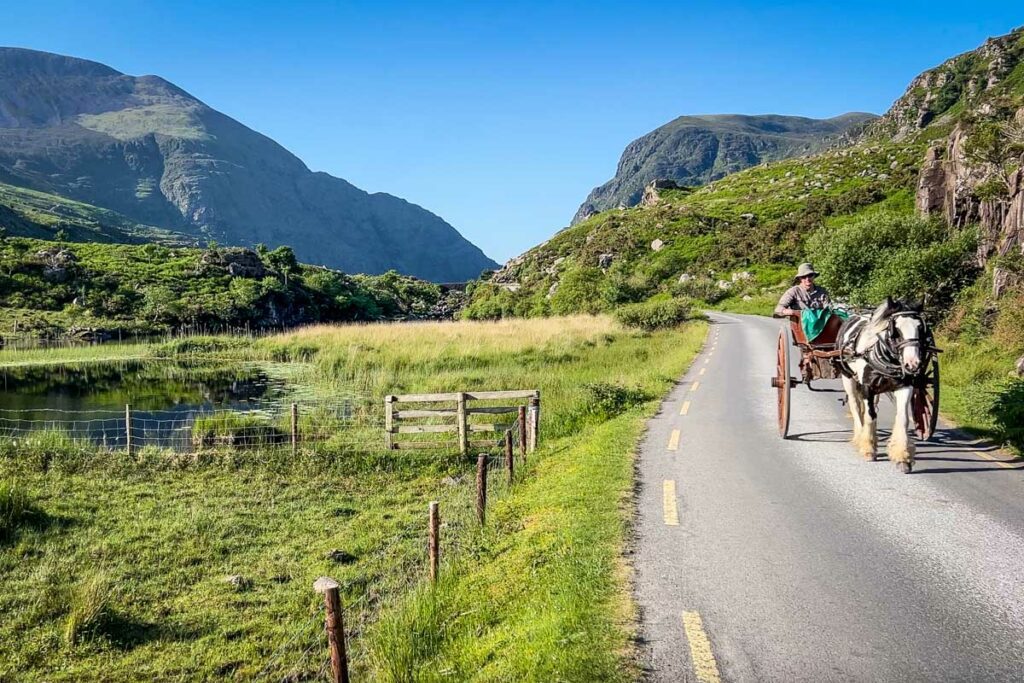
634;312;1024;682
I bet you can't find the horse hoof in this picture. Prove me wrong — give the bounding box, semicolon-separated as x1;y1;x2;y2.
862;453;876;462
896;462;913;474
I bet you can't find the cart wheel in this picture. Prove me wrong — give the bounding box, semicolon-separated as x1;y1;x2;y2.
775;326;792;438
912;359;940;441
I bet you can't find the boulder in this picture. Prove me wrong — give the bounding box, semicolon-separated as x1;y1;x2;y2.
325;549;358;564
717;280;733;290
225;574;253;591
731;271;753;282
597;253;614;269
651;239;665;252
678;273;695;284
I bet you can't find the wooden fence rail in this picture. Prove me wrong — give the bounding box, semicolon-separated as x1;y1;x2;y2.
384;390;540;454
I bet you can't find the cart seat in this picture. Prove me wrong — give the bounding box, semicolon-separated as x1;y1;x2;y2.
788;311;843;347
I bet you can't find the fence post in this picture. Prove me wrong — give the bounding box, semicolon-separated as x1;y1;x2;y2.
517;405;527;458
528;395;540;453
313;577;350;683
476;454;487;525
291;402;299;455
125;404;133;457
505;429;514;484
384;395;395;450
428;501;440;582
456;393;468;456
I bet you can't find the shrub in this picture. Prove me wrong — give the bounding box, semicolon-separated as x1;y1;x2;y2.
583;382;651;418
550;266;606;315
614;298;691;331
671;277;727;304
807;211;977;309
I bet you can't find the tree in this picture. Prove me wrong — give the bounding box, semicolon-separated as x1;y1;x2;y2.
266;246;298;285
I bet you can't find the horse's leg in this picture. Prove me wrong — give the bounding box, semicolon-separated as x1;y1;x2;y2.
860;389;878;461
842;375;865;444
889;385;915;474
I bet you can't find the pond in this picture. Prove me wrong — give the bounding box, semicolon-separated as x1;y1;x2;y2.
0;359;292;450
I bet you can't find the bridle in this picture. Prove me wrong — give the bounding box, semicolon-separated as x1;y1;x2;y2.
865;311;934;380
841;310;936;381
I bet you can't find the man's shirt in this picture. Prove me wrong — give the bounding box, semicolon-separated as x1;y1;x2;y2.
774;284;832;316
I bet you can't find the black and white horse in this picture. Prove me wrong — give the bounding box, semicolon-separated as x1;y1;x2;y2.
837;298;934;473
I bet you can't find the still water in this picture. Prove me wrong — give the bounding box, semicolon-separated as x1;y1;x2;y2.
0;360;289;449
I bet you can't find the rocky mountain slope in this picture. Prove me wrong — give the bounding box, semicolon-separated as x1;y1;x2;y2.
472;26;1024;318
571;112;877;224
0;48;496;281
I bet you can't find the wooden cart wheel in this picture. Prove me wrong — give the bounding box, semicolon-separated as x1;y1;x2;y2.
775;326;792;439
912;359;940;441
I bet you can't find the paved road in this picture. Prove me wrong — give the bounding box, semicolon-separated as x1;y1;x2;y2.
634;313;1024;682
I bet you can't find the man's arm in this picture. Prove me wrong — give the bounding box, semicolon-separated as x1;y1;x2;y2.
774;287;798;317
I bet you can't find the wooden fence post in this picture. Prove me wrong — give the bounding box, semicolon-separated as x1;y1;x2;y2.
505;429;514;484
456;393;468;456
125;404;133;457
517;405;527;458
428;501;440;582
476;454;487;525
384;395;395;450
528;395;540;453
290;402;299;455
313;577;350;683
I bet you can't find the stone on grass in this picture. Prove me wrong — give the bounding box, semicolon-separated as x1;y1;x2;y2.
226;574;253;591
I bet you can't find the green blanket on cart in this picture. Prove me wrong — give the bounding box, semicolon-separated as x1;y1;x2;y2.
801;308;848;342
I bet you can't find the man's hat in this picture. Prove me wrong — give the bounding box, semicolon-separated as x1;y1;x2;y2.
794;262;819;283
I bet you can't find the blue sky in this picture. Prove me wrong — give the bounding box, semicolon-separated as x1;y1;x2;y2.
2;2;1022;263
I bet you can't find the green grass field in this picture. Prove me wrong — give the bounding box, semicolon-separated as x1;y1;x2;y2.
0;315;707;681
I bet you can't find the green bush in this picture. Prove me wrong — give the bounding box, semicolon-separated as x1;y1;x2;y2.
807;211;977;308
614;298;691;331
583;382;651;418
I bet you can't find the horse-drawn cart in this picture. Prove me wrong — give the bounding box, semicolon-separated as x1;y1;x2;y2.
770;312;939;440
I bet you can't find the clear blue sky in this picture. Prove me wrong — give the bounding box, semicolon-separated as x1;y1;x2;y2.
2;2;1022;263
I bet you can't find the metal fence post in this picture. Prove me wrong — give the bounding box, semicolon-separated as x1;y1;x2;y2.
476;454;487;525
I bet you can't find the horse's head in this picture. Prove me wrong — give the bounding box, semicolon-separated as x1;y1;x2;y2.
869;297;927;374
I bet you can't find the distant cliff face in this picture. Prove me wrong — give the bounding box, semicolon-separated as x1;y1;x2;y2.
572;113;877;224
0;48;497;281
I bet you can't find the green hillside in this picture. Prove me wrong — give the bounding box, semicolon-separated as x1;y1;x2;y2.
0;180;190;245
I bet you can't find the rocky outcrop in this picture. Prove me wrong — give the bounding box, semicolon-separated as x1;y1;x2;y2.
916;121;1024;267
572;112;877;223
640;179;685;207
870;28;1024;141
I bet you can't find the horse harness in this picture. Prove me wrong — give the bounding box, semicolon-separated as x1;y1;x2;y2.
836;310;936;417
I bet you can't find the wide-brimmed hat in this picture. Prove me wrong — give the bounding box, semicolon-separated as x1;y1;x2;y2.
793;263;819;283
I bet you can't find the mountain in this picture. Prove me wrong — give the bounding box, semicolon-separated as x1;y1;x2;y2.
571;112;877;224
0;48;497;281
466;26;1024;322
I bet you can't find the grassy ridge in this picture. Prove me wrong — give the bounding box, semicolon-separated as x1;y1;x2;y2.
0;316;706;681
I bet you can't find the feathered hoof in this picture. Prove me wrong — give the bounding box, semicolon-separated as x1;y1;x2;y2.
862;451;877;462
896;461;913;474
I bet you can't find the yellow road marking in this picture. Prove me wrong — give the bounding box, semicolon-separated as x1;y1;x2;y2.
680;401;691;416
691;381;700;392
682;611;721;683
668;429;681;451
699;367;706;376
973;449;1016;469
663;480;679;525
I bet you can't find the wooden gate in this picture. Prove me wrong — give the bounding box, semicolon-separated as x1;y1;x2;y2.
384;390;540;454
